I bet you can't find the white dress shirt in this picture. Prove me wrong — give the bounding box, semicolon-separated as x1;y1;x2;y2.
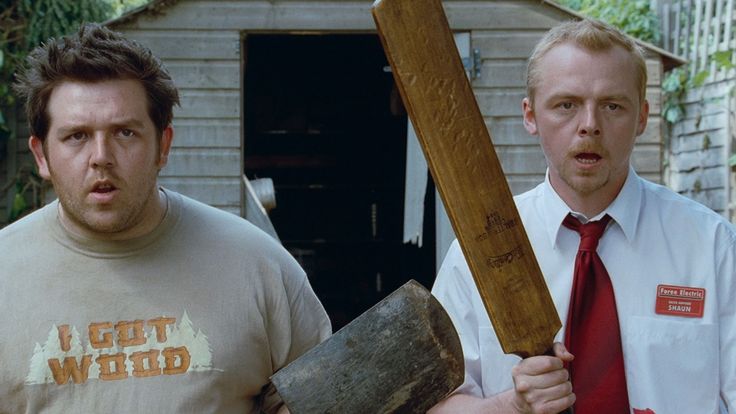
432;168;736;413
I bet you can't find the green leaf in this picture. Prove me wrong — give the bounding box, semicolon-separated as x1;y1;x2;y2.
692;70;710;87
729;154;736;167
664;105;683;124
662;71;683;93
11;193;28;219
0;49;4;70
713;50;735;70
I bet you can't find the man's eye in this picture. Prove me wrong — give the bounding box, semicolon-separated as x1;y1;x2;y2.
560;102;574;109
120;129;135;137
606;103;621;110
70;132;86;141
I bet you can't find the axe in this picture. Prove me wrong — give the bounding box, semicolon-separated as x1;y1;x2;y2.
271;280;465;413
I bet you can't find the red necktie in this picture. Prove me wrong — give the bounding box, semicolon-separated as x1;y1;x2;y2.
562;214;630;413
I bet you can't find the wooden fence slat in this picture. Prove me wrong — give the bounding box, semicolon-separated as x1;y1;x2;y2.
702;0;712;73
726;0;735;75
692;0;702;77
711;0;722;81
664;3;672;50
673;0;682;55
685;0;693;60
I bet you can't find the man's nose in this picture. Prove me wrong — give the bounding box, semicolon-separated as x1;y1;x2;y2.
578;105;601;137
90;135;114;168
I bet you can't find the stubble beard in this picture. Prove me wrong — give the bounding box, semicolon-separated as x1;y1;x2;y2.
556;161;611;198
50;167;159;236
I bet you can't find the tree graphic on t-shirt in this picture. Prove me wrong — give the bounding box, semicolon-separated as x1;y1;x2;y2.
25;311;216;385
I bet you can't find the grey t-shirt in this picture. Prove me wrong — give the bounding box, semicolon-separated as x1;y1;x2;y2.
0;189;331;413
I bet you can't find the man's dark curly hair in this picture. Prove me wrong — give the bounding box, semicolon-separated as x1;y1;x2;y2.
13;23;180;140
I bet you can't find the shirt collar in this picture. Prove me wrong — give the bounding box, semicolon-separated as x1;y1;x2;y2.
542;166;642;248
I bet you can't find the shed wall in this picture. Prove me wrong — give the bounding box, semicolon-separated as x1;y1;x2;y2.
109;0;664;212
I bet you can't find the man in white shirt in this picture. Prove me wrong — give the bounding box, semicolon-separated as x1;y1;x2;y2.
430;18;736;413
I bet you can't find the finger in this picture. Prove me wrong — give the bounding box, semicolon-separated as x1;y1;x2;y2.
513;355;564;378
519;379;575;413
551;342;574;362
514;364;570;392
529;390;576;414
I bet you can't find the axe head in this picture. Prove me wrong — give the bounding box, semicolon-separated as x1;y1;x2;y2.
271;280;464;414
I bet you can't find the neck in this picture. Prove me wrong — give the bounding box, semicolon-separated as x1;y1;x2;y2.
549;177;624;219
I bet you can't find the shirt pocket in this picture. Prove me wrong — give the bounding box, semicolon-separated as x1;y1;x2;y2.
478;327;522;396
623;316;719;413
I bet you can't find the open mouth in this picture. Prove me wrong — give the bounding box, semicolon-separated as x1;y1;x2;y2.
93;183;117;193
89;182;119;202
575;152;602;165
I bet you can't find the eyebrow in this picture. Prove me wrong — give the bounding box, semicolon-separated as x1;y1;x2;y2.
544;93;635;104
598;95;635;103
53;119;147;137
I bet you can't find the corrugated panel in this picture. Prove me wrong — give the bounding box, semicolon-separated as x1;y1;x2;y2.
159;176;241;205
474;60;527;89
508;175;546;195
166;61;240;89
445;0;569;30
123;30;240;60
496;146;548;175
670;147;725;171
485;117;538;146
672;112;726;136
669;166;726;192
175;90;240;119
646;59;662;85
472;32;543;59
120;1;375;30
671;129;728;154
172;118;240;148
639;118;663;145
630;144;663;173
164;148;241;177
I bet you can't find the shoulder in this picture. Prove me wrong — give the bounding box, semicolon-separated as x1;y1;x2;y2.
639;178;736;243
0;203;54;245
512;182;547;226
168;190;306;279
513;182;545;207
174;190;277;242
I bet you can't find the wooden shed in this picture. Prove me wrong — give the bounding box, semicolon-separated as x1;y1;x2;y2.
2;0;682;328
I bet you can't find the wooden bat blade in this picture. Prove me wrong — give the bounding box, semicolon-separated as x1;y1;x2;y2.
372;0;561;358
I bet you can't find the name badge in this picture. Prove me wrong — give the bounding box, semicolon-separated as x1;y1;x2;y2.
655;284;705;318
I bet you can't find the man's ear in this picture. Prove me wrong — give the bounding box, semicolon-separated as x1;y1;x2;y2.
522;97;538;135
157;125;174;168
636;99;650;137
29;136;51;180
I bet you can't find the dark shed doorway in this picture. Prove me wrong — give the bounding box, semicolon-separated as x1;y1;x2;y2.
243;34;435;329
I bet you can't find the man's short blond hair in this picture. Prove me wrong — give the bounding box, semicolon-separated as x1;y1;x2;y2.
526;18;648;106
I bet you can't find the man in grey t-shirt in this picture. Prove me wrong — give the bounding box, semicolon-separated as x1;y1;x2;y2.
0;23;331;413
